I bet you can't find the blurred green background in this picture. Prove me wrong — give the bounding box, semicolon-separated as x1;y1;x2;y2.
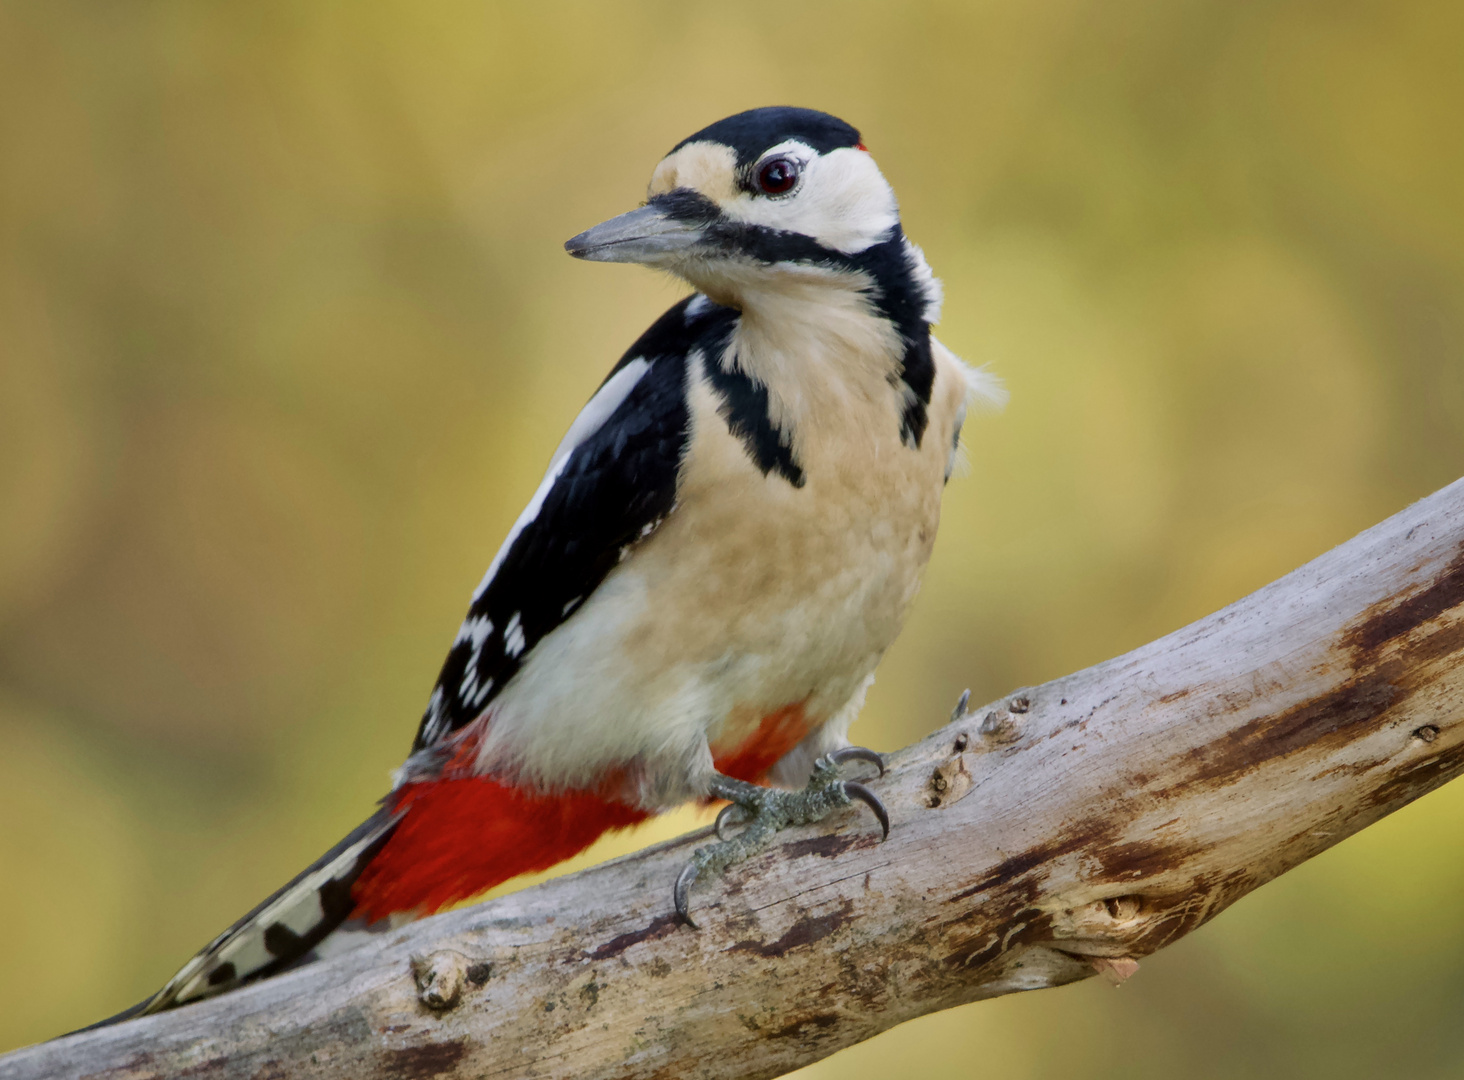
2;0;1462;1074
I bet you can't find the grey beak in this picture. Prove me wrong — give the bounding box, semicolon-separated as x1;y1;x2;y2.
564;194;716;264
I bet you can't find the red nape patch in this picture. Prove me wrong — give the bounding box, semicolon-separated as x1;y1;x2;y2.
711;702;814;784
351;777;648;923
856;142;869;152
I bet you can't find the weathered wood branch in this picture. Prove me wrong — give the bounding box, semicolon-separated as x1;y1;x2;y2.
8;478;1464;1080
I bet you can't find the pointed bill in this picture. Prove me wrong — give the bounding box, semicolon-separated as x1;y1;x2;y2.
564;191;719;264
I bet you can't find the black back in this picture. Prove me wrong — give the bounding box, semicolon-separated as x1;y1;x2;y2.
412;296;741;752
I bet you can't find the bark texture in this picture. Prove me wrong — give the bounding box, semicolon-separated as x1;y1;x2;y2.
6;478;1464;1080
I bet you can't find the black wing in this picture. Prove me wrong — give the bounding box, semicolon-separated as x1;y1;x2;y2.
411;295;739;751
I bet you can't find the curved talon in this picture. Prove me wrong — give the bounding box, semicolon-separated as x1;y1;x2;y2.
827;746;885;777
843;781;890;840
674;861;700;929
714;803;746;842
675;760;891;929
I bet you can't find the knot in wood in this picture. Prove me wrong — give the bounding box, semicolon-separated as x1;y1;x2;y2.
979;710;1021;744
1046;895;1155;956
412;950;470;1011
925;754;973;808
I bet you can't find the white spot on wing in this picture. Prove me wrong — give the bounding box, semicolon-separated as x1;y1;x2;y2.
421;688;447;745
504;612;526;658
455;615;494;650
471;677;494;706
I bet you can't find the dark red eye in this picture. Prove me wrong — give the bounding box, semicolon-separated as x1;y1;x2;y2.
756;157;800;195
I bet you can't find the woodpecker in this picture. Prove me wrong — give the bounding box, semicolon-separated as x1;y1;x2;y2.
111;106;1003;1021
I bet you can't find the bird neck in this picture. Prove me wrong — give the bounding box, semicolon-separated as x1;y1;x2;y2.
700;229;940;448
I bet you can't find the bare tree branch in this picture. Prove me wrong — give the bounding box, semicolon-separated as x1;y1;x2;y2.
7;478;1464;1080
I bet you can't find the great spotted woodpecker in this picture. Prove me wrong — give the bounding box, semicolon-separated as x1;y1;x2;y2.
112;106;1003;1020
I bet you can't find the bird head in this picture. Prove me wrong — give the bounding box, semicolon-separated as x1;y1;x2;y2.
565;107;904;304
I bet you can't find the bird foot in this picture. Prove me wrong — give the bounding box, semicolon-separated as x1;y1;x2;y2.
674;747;889;928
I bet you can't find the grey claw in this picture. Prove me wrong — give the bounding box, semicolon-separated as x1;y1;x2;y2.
827;746;885;777
674;861;700;929
843;781;890;840
714;802;745;842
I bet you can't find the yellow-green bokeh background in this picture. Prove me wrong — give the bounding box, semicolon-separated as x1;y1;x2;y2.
2;1;1463;1073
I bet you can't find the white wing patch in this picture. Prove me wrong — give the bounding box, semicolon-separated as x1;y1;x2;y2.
684;293;712;322
471;358;652;603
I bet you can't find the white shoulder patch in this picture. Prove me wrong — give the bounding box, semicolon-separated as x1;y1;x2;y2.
549;358;651;466
684;293;713;321
471;358;651;601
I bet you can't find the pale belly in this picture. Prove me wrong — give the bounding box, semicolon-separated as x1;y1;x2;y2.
473;338;972;809
626;466;939;766
474;434;948;809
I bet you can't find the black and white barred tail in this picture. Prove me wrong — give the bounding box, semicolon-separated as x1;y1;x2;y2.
82;810;399;1029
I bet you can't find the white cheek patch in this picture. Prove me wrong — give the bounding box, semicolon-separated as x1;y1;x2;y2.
720;144;900;255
